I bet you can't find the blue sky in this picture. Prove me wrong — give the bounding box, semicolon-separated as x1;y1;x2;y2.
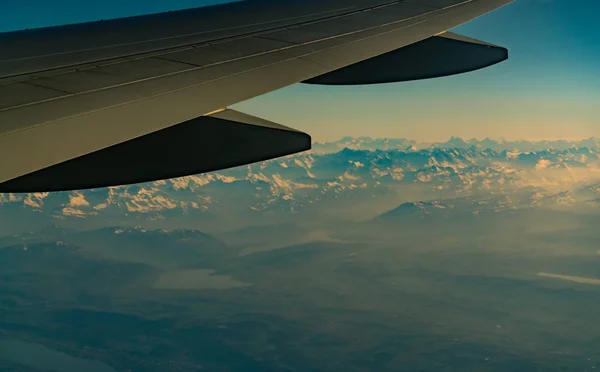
2;0;598;142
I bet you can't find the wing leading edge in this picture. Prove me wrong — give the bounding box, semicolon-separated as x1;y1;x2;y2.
0;0;514;192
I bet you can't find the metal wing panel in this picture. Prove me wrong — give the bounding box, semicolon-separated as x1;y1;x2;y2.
158;37;296;66
0;42;312;133
22;57;194;94
260;3;433;44
0;82;68;110
5;38;295;97
0;0;513;186
0;1;385;79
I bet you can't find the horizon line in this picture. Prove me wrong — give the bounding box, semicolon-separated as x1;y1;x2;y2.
314;136;599;144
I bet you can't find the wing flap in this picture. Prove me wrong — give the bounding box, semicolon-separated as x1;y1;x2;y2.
0;109;311;192
302;31;508;85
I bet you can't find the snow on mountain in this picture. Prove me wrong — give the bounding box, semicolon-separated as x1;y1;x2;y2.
312;136;417;153
314;136;600;153
1;138;600;224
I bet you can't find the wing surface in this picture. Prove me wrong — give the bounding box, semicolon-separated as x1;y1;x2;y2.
0;0;513;190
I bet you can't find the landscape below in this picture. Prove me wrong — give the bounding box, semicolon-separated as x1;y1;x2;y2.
1;137;600;371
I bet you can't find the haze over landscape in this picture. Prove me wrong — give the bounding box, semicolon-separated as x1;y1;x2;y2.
2;136;600;371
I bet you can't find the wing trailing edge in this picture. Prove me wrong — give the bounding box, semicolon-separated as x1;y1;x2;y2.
302;32;508;85
0;109;310;193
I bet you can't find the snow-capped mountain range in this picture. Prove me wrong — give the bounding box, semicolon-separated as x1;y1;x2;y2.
312;136;600;153
1;137;600;228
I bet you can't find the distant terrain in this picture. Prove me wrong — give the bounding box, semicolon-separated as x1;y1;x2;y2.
2;136;600;233
1;137;600;371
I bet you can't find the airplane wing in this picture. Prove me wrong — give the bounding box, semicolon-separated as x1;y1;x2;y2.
0;0;513;192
